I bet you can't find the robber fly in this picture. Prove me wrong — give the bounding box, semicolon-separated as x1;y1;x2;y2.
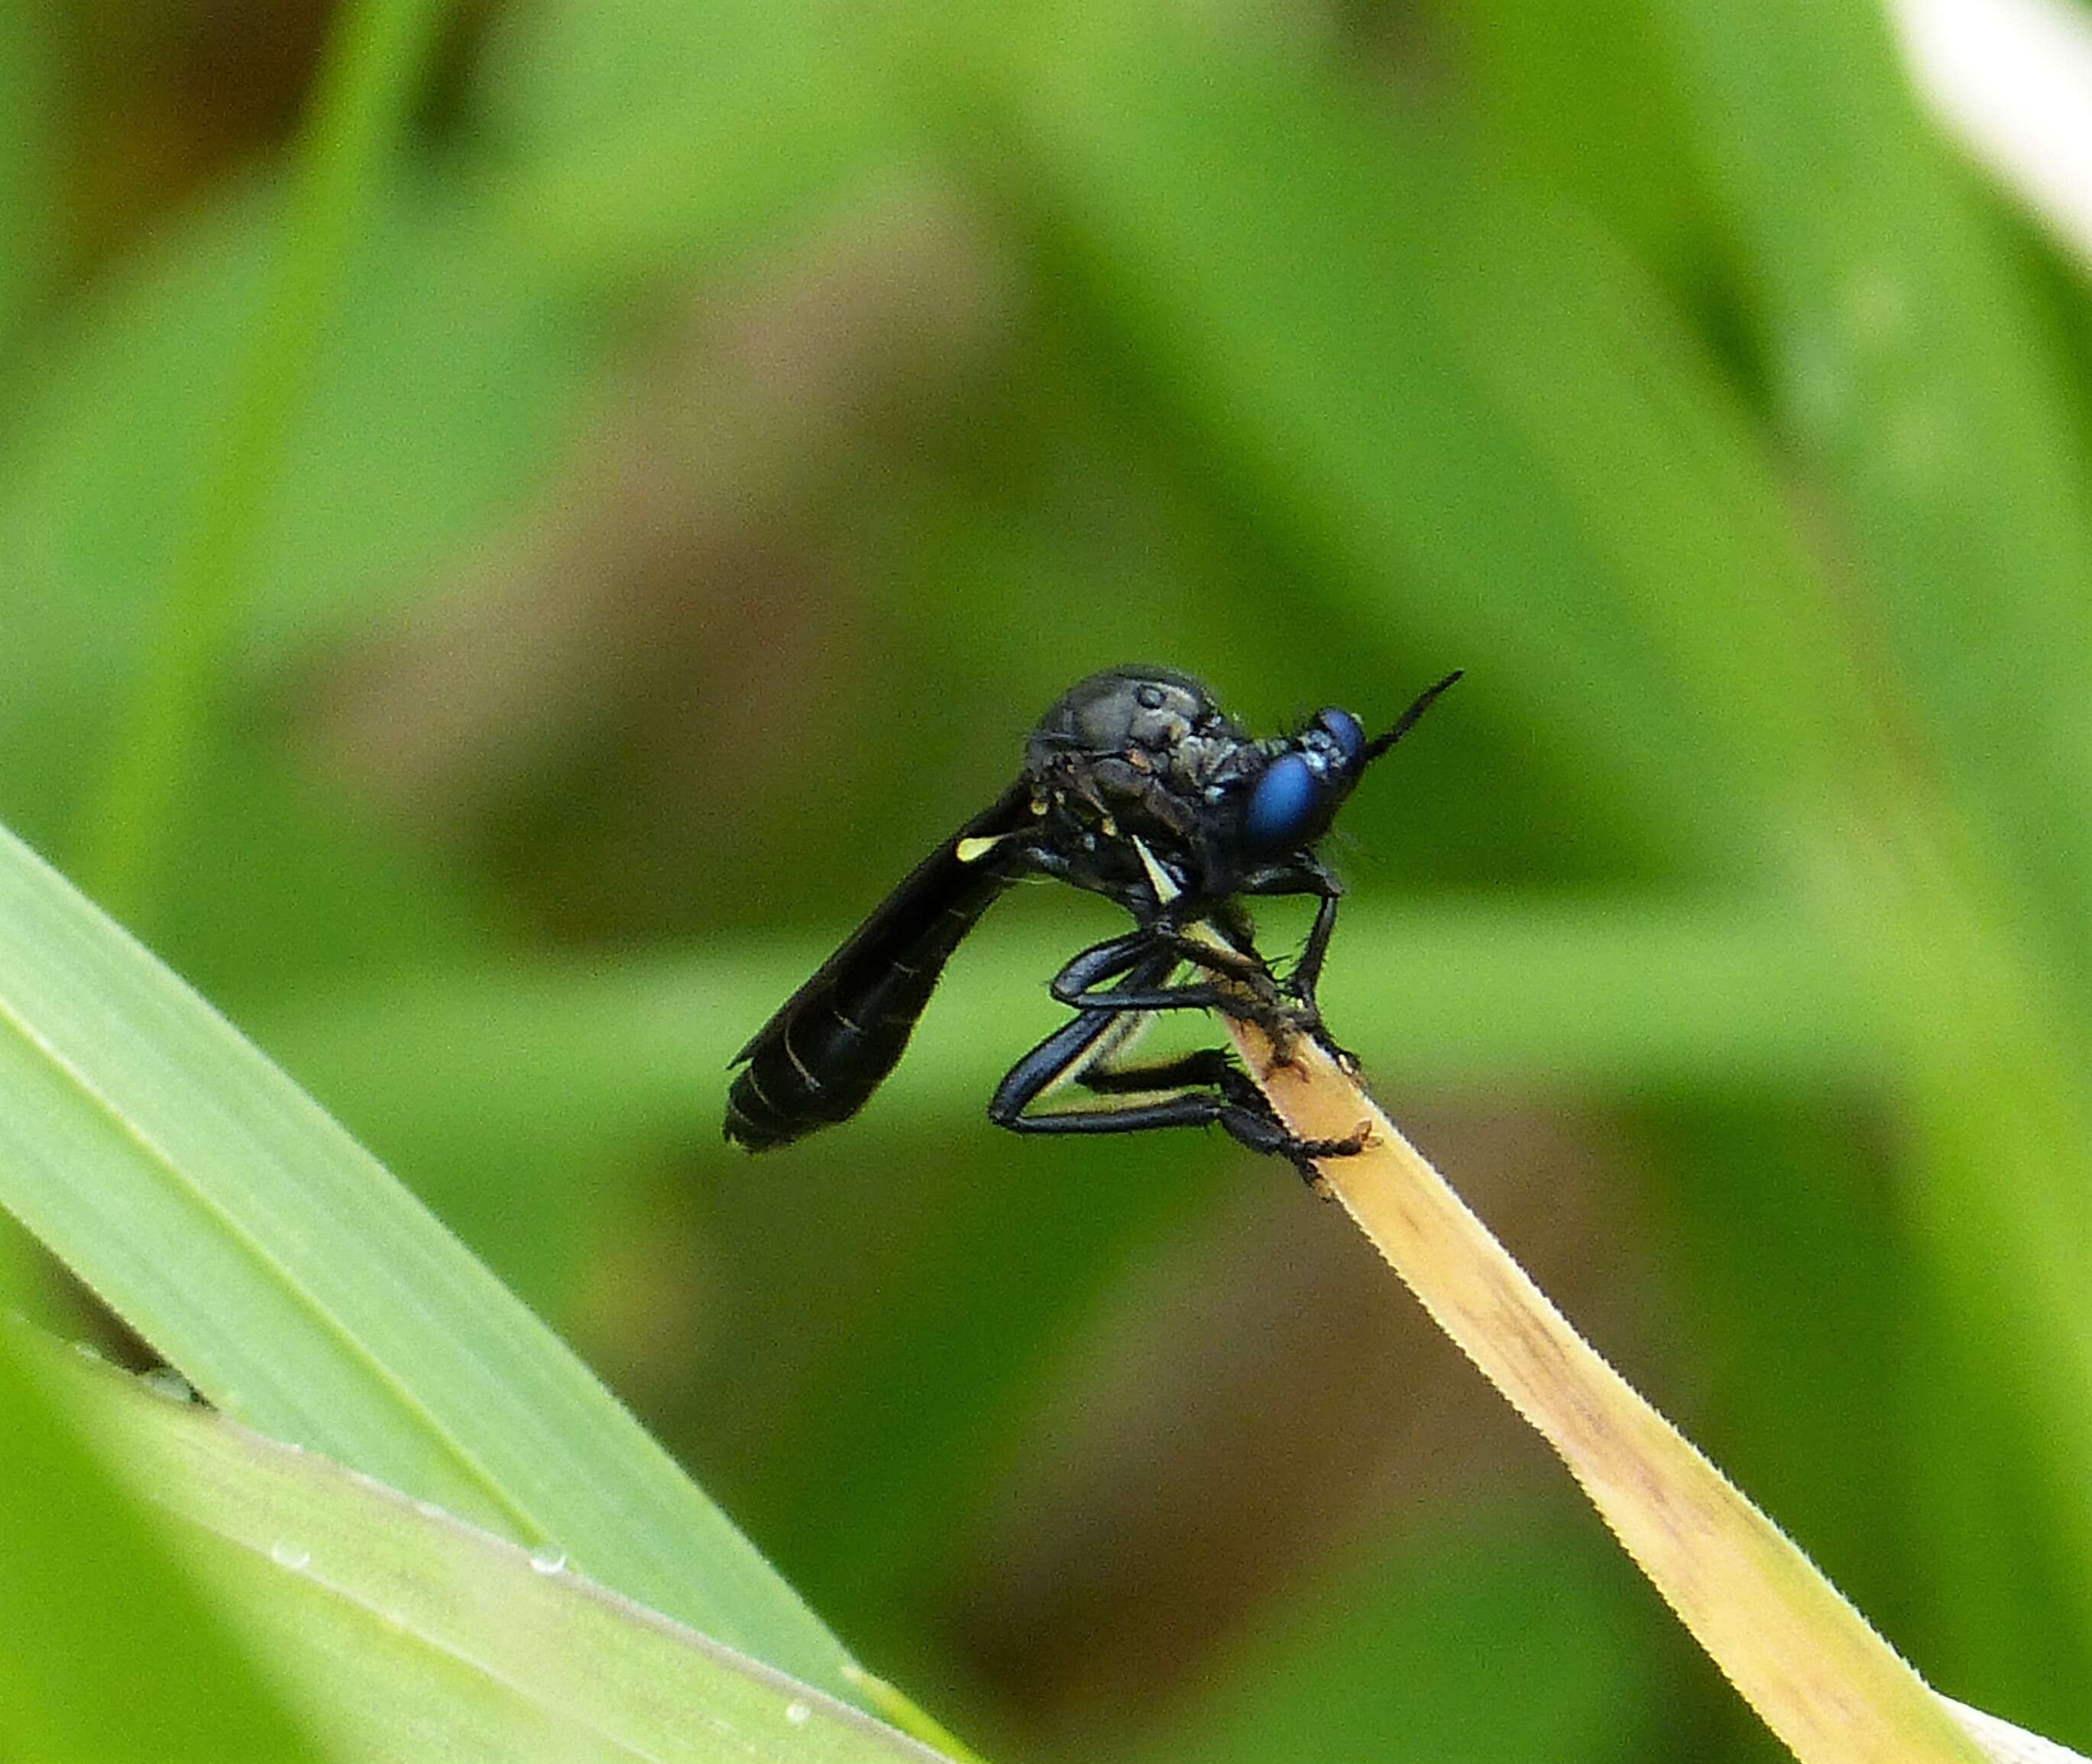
724;665;1459;1177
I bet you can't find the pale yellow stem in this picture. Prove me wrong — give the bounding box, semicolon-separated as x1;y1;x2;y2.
1226;1018;1989;1764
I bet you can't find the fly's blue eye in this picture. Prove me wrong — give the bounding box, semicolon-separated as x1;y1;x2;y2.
1245;753;1319;848
1316;707;1365;766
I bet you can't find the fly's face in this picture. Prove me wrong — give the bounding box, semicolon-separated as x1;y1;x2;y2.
1232;707;1371;859
1219;667;1465;872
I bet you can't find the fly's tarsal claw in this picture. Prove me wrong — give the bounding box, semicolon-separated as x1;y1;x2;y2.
1261;997;1331;1070
1295;1121;1371;1172
1286;1123;1369;1186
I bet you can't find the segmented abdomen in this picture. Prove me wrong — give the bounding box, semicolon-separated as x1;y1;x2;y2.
724;787;1028;1151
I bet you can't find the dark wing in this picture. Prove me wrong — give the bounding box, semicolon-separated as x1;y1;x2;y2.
724;780;1036;1150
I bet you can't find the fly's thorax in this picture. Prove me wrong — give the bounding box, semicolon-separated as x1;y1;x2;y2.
1017;668;1386;903
1028;666;1230;759
1021;665;1256;901
1022;757;1200;905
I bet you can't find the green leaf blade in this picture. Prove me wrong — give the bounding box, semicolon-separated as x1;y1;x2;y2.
0;1335;332;1763
0;819;860;1701
59;1352;951;1763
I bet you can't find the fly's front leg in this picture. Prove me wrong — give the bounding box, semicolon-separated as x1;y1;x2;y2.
1154;929;1288;1022
1047;921;1310;1052
1290;876;1341;1008
1077;913;1296;1029
1125;918;1320;1056
1273;862;1359;1069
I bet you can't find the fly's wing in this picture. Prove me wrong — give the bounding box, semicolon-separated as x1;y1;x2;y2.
724;780;1035;1150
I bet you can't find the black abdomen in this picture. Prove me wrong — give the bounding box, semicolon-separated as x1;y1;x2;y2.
724;788;1028;1151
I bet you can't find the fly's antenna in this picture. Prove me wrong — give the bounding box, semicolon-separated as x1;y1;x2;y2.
1362;669;1463;764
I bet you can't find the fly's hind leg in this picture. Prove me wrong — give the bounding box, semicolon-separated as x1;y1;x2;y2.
1078;1047;1368;1180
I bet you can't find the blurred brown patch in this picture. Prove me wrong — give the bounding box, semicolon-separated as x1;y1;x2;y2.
66;2;497;281
300;180;1017;934
946;1105;1673;1738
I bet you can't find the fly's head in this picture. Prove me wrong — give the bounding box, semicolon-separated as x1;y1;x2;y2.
1233;707;1371;858
1229;669;1465;866
1022;665;1461;909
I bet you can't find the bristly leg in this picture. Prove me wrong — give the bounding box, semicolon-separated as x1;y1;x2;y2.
988;961;1370;1178
1046;927;1290;1027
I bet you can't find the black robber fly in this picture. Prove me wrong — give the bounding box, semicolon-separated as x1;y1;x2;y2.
724;665;1459;1176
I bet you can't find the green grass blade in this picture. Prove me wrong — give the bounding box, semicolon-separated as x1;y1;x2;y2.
0;818;860;1701
0;1334;332;1762
250;901;1880;1167
1650;0;2092;998
79;0;453;922
53;1351;953;1763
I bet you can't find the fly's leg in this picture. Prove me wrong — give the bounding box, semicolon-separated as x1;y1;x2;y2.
1044;922;1352;1073
1138;926;1333;1063
986;999;1368;1181
1154;930;1289;1024
1267;865;1359;1070
1048;925;1307;1036
1290;885;1339;1010
1047;928;1284;1026
1074;1047;1244;1094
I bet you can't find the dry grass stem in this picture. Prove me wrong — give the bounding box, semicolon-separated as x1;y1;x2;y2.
1224;1015;1992;1764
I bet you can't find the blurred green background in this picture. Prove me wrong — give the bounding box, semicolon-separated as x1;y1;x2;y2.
5;0;2092;1757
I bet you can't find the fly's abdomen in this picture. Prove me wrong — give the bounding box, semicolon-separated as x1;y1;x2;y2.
724;889;994;1149
724;787;1029;1151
